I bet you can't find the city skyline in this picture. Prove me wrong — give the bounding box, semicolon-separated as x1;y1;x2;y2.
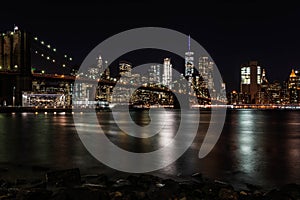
1;1;300;92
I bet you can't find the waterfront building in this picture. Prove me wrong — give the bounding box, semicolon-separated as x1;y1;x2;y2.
240;61;262;103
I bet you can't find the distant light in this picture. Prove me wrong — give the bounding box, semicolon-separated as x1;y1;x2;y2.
69;57;72;61
46;56;50;60
53;48;56;52
47;45;51;48
35;112;38;115
41;41;44;45
0;66;2;70
44;112;48;115
10;32;14;35
62;64;66;67
52;59;55;63
35;51;38;54
53;112;57;115
34;37;38;41
41;54;44;57
64;54;67;58
41;70;45;74
14;65;18;69
14;26;19;31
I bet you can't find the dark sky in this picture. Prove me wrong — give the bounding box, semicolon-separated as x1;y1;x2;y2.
1;1;300;92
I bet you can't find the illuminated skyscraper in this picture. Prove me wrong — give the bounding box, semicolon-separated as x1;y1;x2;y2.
198;56;214;89
185;35;194;82
148;64;160;84
288;69;299;104
162;58;172;89
240;61;262;103
97;55;103;70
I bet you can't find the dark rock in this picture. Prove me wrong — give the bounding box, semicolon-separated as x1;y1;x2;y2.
245;183;262;192
52;187;109;200
162;178;180;191
136;174;159;189
46;168;81;187
82;183;106;189
16;188;52;200
192;172;203;182
218;188;238;200
112;179;131;188
201;181;222;199
126;175;139;186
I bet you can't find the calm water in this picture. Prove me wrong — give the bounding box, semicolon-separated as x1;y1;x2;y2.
0;109;300;189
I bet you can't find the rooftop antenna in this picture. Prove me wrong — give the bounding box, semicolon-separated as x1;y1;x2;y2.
188;35;191;51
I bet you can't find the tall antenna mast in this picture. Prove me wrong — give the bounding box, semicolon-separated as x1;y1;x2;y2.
188;35;191;51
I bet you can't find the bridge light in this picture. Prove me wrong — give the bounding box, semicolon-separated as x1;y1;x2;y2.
34;37;38;41
35;51;38;54
52;59;55;63
41;41;44;45
69;57;72;61
47;45;51;48
64;55;67;58
41;70;45;74
46;56;50;60
0;66;2;70
62;64;66;67
14;65;18;69
53;48;56;52
41;54;44;57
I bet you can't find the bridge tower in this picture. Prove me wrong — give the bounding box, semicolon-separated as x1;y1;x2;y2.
0;27;32;106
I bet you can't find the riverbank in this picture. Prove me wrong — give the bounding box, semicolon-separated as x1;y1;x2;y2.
0;168;299;200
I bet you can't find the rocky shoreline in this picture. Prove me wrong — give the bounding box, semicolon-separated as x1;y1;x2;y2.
0;168;299;200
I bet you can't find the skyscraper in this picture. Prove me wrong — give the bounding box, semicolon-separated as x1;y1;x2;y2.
240;61;262;103
198;56;214;89
148;64;160;85
162;58;172;89
288;69;299;104
185;35;194;82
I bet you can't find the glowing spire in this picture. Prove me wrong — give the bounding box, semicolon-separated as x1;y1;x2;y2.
290;69;296;78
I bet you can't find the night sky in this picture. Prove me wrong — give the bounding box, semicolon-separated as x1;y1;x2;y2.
1;1;300;92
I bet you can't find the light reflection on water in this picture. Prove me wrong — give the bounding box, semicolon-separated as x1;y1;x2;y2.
0;110;300;189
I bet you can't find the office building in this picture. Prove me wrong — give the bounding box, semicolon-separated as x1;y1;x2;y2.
162;58;172;89
240;61;262;103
